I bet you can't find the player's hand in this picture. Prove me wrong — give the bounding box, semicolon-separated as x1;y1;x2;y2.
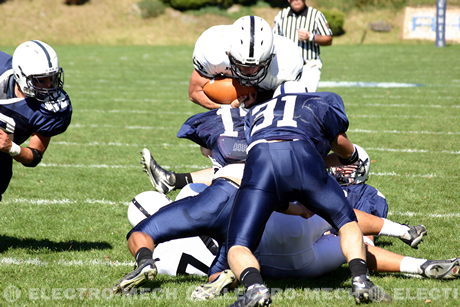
297;29;310;41
240;91;257;108
0;129;13;153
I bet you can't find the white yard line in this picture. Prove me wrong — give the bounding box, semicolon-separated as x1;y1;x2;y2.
349;128;460;136
52;141;459;155
0;257;133;267
69;123;460;136
2;198;126;206
38;163;206;169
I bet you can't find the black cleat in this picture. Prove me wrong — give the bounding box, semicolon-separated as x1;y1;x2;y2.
351;274;392;304
400;224;427;248
140;148;176;194
229;284;271;307
113;258;158;294
421;258;460;279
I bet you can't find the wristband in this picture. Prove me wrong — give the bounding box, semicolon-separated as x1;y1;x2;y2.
339;146;359;165
309;33;315;42
9;142;21;157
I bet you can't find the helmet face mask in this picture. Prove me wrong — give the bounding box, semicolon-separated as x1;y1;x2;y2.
12;40;64;102
327;145;371;186
229;53;273;86
229;16;274;86
24;68;64;101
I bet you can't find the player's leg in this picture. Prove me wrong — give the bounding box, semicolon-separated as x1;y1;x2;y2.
226;144;279;306
354;209;427;248
293;140;390;303
366;245;459;279
113;232;158;294
114;179;236;294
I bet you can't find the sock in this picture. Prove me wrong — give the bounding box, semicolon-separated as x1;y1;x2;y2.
349;258;368;278
240;267;264;288
378;219;410;239
174;173;193;189
400;257;427;274
135;247;153;265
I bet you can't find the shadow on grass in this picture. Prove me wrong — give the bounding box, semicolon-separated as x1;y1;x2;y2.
266;266;350;290
0;235;112;252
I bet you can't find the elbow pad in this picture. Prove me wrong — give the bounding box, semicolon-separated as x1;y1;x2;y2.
22;147;43;167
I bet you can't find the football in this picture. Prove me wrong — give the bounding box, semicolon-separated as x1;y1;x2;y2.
203;78;256;104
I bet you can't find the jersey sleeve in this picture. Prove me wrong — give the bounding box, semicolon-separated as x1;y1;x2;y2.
315;11;333;36
33;102;72;137
320;92;349;139
192;26;232;78
177;110;219;149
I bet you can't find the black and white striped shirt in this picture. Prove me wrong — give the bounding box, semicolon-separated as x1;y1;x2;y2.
273;6;332;62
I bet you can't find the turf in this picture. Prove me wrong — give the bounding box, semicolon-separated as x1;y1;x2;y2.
0;43;459;305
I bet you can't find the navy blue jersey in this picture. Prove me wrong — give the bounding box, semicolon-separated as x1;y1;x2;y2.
0;52;72;145
245;92;348;158
177;106;247;167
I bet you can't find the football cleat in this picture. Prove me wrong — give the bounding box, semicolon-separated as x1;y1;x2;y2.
191;269;236;300
140;148;176;194
112;258;158;294
229;284;271;307
400;224;427;248
351;274;392;304
421;258;460;279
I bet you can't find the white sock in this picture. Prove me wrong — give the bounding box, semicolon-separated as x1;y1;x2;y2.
378;219;410;239
400;257;427;274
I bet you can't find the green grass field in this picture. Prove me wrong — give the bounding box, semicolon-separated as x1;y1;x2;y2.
0;43;459;306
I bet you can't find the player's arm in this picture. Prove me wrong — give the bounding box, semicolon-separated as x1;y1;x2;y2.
330;133;357;164
0;131;49;167
188;70;222;110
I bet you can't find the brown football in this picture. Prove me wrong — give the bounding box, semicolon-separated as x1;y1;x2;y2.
203;78;256;104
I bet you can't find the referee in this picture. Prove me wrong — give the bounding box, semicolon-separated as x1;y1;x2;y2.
273;0;333;92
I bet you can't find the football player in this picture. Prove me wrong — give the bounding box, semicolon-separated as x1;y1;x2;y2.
189;15;304;110
225;91;389;305
125;188;458;302
112;100;427;297
0;40;72;201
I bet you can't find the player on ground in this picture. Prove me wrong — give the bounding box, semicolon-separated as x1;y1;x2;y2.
124;188;458;302
0;40;72;201
114;96;426;299
189;15;304;109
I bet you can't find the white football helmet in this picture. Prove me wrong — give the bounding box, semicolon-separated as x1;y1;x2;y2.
127;191;172;227
328;144;370;185
228;16;274;86
12;40;64;101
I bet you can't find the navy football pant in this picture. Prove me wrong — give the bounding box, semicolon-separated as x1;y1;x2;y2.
227;140;357;251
